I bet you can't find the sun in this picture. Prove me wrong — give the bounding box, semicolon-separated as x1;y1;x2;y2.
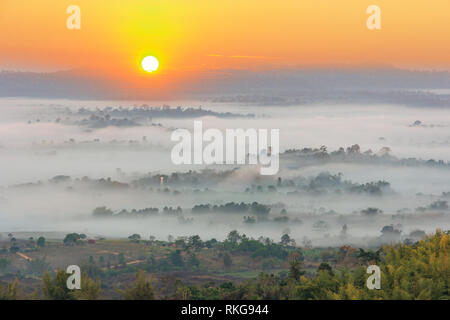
141;56;159;73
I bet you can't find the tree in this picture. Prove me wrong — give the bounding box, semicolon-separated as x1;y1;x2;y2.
317;262;334;276
119;271;155;300
188;235;202;249
227;230;241;244
0;279;21;300
361;207;383;217
380;225;401;242
280;233;295;247
174;284;192;300
36;236;46;248
63;233;81;246
73;273;101;300
128;234;141;242
42;270;74;300
357;248;382;264
288;252;304;281
92;206;113;218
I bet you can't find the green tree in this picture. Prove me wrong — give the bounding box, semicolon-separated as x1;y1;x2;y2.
42;270;74;300
317;262;334;276
36;236;46;248
227;230;241;244
119;270;155;300
0;279;20;300
63;233;81;246
188;235;203;249
128;234;141;242
73;273;101;300
281;233;295;247
288;252;304;281
92;206;113;218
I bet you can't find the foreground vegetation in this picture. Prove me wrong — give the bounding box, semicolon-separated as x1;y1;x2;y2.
0;230;448;300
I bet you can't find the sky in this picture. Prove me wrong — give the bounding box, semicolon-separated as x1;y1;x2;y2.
1;0;449;92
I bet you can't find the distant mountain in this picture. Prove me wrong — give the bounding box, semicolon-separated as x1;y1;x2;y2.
1;67;449;104
0;70;114;99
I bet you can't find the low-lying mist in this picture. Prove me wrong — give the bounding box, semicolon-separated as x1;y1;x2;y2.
1;98;449;247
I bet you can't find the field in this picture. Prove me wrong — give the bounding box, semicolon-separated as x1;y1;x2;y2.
0;233;293;299
1;230;448;300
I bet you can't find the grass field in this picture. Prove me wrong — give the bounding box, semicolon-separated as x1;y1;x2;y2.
0;235;293;298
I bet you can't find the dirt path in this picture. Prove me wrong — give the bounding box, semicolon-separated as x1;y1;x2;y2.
125;259;146;266
16;252;33;261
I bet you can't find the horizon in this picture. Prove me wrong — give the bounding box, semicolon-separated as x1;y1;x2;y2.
1;65;449;100
1;0;450;99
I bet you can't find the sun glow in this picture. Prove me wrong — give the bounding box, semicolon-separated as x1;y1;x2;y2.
141;56;159;72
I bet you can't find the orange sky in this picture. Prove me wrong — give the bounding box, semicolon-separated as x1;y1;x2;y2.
1;0;449;86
